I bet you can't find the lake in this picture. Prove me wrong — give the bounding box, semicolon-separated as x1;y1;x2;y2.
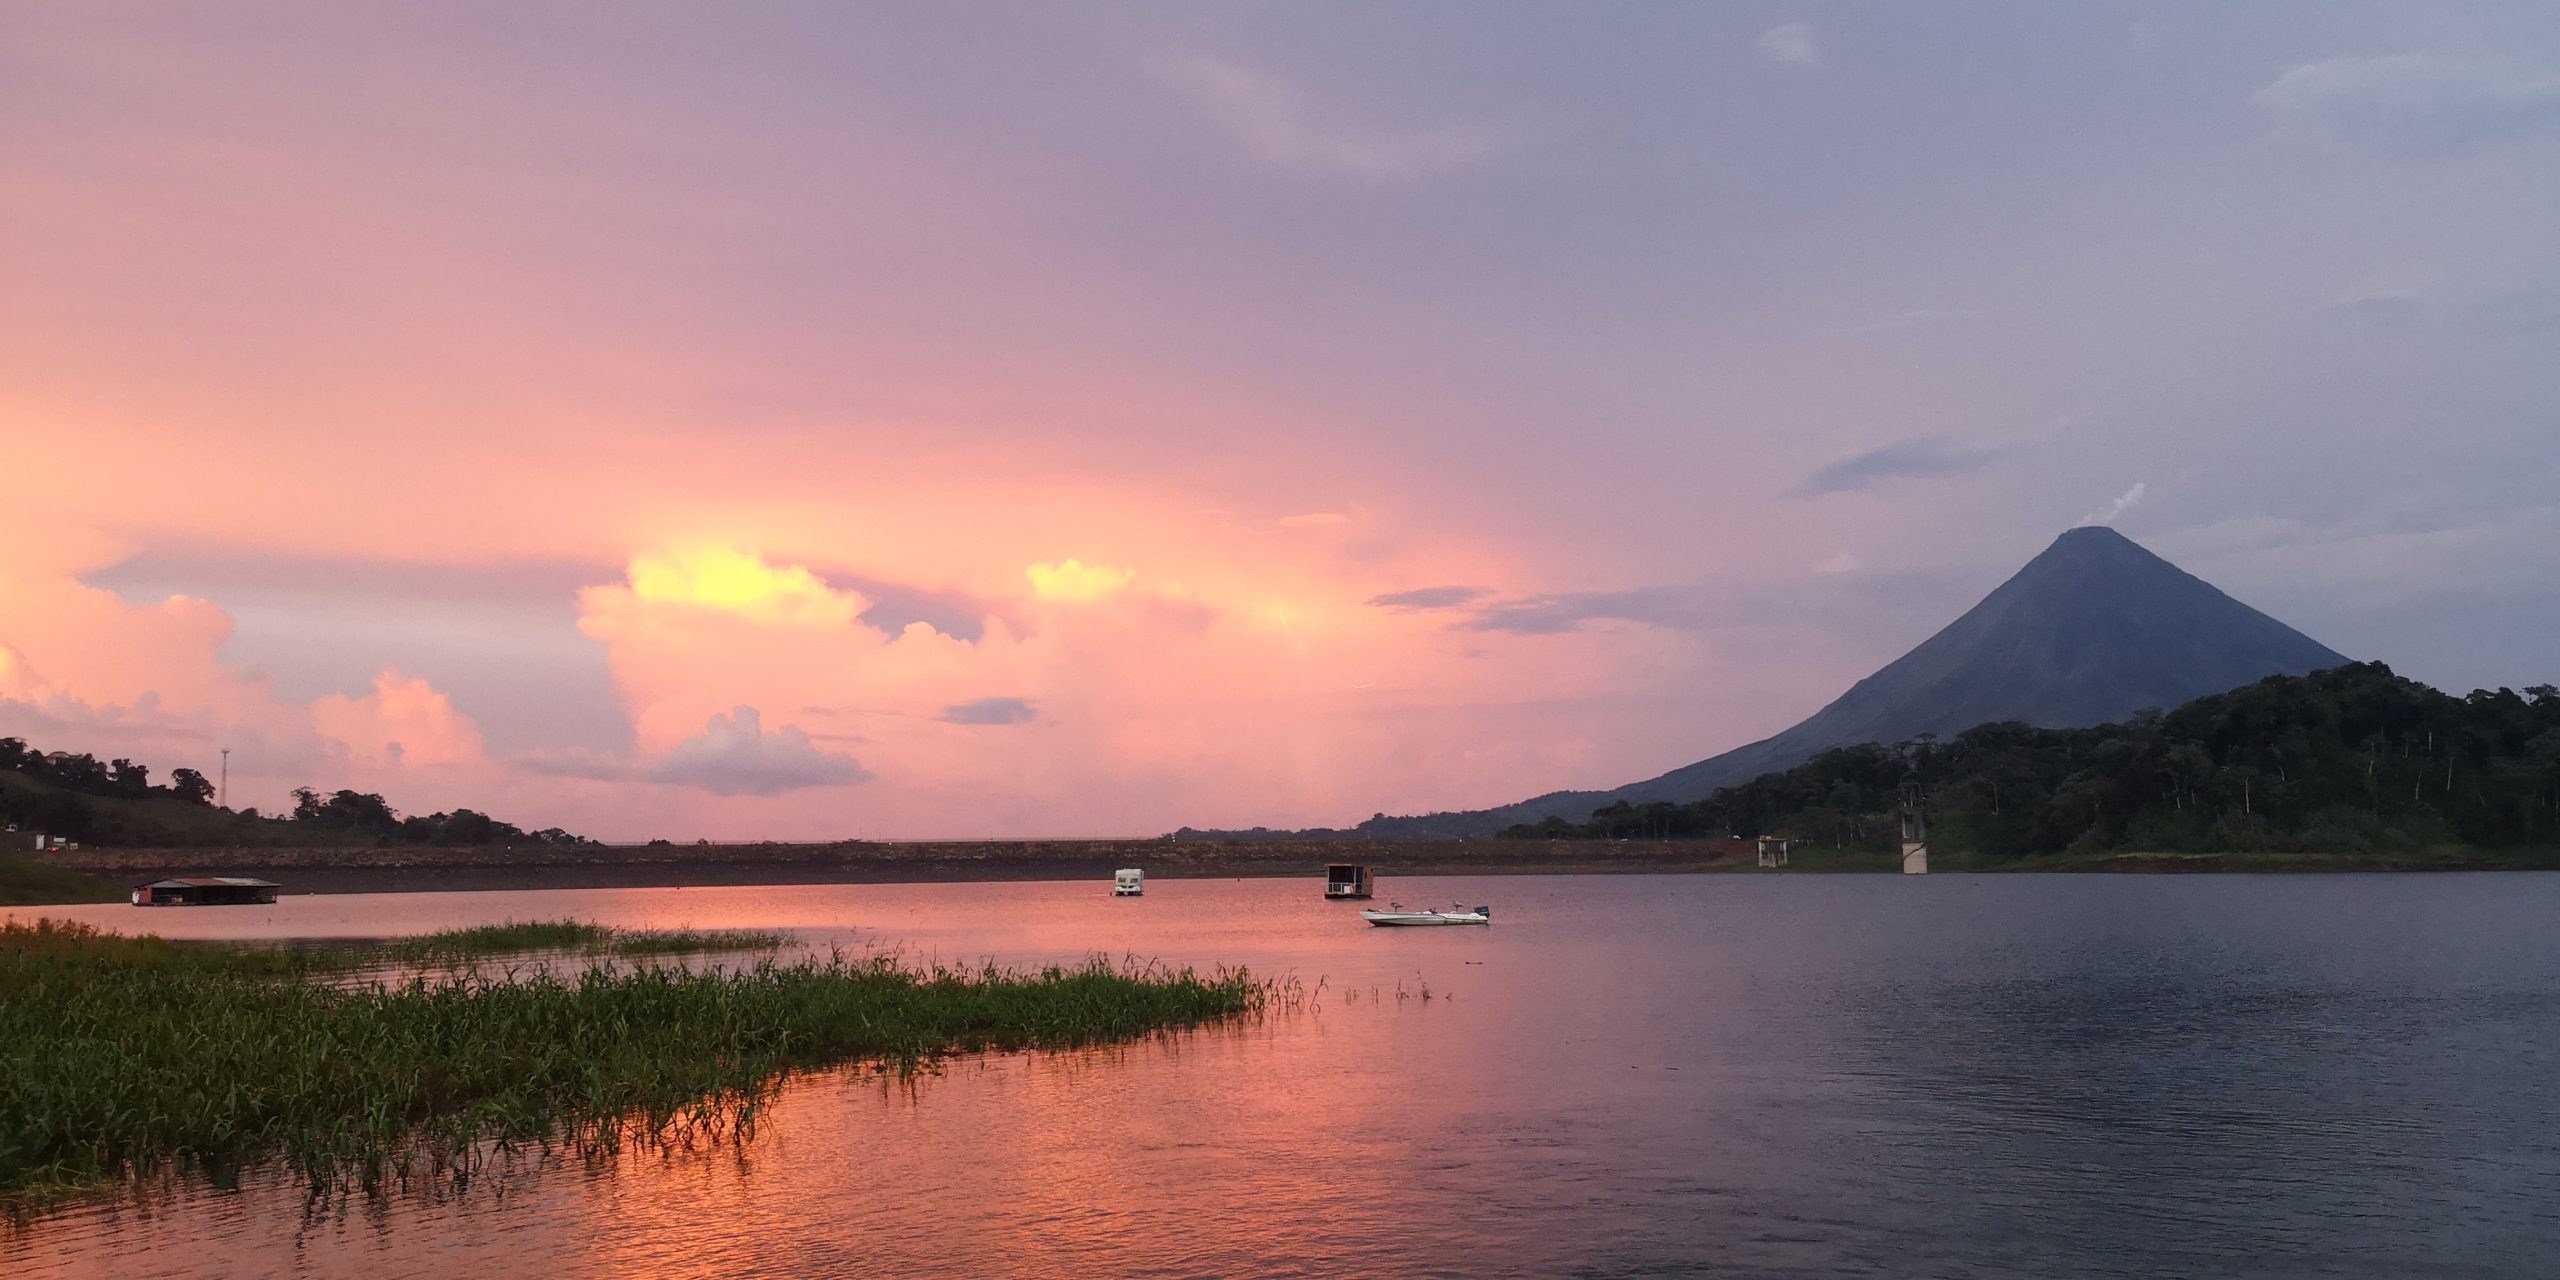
8;873;2559;1278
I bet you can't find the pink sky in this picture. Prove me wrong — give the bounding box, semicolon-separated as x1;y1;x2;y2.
7;5;2555;838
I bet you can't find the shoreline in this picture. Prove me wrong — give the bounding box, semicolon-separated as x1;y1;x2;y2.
24;838;2558;898
26;837;1761;896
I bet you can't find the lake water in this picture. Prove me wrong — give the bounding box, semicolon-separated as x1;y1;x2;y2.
9;873;2560;1278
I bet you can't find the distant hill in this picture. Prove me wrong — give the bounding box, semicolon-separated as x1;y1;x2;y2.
1359;526;2350;837
0;737;591;850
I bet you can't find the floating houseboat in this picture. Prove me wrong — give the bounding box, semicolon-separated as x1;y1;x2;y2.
1323;863;1374;899
1112;868;1145;897
132;877;280;907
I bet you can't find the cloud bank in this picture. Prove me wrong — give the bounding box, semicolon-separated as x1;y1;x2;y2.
940;696;1038;726
1367;586;1488;611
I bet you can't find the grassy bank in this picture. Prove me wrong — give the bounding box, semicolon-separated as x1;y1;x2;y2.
0;920;1266;1203
0;853;125;906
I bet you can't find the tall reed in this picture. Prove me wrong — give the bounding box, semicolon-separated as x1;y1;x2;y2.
0;920;1265;1203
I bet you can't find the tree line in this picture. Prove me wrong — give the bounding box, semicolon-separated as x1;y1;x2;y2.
0;739;215;806
0;737;590;848
1503;663;2560;859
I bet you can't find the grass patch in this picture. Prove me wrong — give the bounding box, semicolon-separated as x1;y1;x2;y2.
383;918;786;963
0;853;125;906
385;919;616;962
0;920;1267;1204
607;927;787;956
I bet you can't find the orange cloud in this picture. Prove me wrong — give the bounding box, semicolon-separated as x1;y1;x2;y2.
1024;558;1135;602
624;546;866;625
310;669;487;767
555;538;1705;835
0;548;271;722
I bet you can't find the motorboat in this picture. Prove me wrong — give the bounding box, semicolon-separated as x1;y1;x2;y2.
1113;868;1144;897
1360;902;1490;926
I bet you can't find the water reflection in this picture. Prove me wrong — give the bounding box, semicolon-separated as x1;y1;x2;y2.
11;874;2560;1277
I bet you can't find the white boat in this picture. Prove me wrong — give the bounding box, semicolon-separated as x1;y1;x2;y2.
1112;868;1145;897
1360;902;1490;926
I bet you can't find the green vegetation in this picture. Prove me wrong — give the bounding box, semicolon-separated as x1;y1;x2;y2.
1511;663;2560;867
0;852;125;906
385;919;787;963
383;919;617;960
0;737;592;849
0;919;1267;1203
605;927;790;956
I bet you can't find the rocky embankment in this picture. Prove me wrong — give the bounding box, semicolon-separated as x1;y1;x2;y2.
33;838;1754;894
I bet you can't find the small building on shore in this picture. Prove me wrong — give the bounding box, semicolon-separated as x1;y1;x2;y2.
132;877;281;907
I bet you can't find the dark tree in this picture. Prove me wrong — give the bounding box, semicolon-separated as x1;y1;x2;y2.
291;788;401;832
107;759;151;797
167;768;216;806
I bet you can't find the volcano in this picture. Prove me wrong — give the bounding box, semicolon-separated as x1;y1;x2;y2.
1362;526;2350;836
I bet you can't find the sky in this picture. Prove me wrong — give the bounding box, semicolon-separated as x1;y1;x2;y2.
5;2;2557;840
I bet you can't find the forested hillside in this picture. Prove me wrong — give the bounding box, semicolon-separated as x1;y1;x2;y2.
1508;663;2560;862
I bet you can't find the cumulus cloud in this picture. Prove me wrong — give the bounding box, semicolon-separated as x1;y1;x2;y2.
580;546;1006;756
1025;558;1135;602
0;644;35;700
0;561;517;809
2076;482;2148;528
1757;23;1821;68
523;706;868;794
643;706;868;795
2257;55;2560;153
834;576;994;643
618;546;866;626
1792;436;1998;498
1151;53;1513;179
1367;585;1489;611
310;668;485;767
940;696;1038;726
